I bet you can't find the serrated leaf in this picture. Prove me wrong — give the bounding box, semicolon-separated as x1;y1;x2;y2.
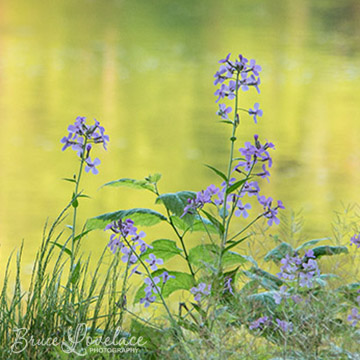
156;191;196;224
264;242;294;263
86;208;167;230
133;270;194;304
312;245;349;258
204;165;228;182
295;238;330;252
171;215;218;234
188;244;250;269
101;178;156;193
140;239;182;262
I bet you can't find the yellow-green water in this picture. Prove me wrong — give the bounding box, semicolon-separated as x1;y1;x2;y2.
1;0;360;274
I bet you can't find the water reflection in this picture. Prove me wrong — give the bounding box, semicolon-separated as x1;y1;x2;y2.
0;0;360;269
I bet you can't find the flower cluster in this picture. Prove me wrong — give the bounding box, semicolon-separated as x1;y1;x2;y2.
106;218;175;308
61;116;109;175
277;249;320;288
181;185;219;217
190;283;211;302
350;233;360;248
214;53;262;123
140;272;175;308
249;316;293;333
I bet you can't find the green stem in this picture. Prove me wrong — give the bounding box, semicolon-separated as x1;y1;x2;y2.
121;235;180;333
154;184;196;279
70;137;88;272
218;71;240;270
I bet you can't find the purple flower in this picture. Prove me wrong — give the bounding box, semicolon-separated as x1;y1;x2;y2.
256;164;270;182
249;316;271;330
234;200;251;218
224;277;234;295
190;282;211;302
214;66;227;85
61;117;109;174
273;285;288;305
145;254;164;271
160;271;175;284
249;59;262;76
248;103;263;124
140;293;156;308
217;103;233;120
276;319;293;333
85;157;101;175
219;53;231;64
121;246;137;264
348;308;360;327
144;276;161;295
350;233;360;248
214;84;228;103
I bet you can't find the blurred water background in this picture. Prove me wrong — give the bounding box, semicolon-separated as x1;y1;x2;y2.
0;0;360;274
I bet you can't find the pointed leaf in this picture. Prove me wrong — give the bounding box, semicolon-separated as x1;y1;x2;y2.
86;208;167;230
226;179;248;195
171;215;218;234
188;244;250;269
62;178;76;183
311;245;348;258
156;191;196;224
264;242;294;263
204;165;228;182
295;238;330;252
140;239;183;262
201;210;224;235
102;178;156;193
50;242;72;256
133;270;194;304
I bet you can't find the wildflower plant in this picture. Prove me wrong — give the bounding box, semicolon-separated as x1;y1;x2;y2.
83;53;291;344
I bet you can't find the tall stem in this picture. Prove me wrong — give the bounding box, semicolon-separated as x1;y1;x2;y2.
218;71;240;269
70;137;87;272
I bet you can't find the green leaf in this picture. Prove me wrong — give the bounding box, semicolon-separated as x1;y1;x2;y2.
226;179;248;195
311;245;349;258
73;229;92;243
201;210;224;234
156;191;196;224
145;173;162;183
219;120;234;125
224;235;251;252
86;208;167;230
72;192;78;208
246;291;277;309
62;178;76;183
133;270;194;304
140;239;183;262
70;262;81;284
171;215;218;234
204;165;228;182
264;242;294;263
188;244;250;269
295;238;330;252
50;242;72;256
101;178;156;193
243;267;283;290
